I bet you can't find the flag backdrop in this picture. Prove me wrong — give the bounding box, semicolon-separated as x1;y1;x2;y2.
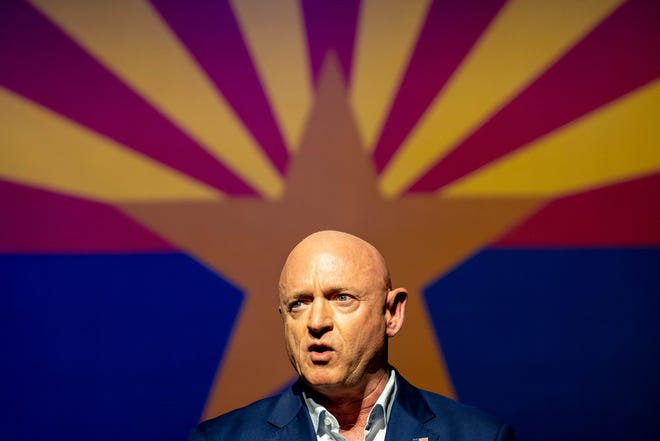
2;1;659;440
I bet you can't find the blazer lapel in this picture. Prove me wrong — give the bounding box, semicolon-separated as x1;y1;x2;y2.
265;381;316;441
385;373;440;441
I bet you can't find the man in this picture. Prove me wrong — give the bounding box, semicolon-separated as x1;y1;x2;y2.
190;230;513;440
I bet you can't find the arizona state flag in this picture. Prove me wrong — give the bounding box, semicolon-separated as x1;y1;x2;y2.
2;1;658;440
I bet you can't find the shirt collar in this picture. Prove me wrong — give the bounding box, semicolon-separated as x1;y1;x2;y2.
303;369;398;436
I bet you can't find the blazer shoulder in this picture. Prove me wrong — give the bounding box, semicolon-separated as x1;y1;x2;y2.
418;390;514;440
189;394;281;441
393;375;513;441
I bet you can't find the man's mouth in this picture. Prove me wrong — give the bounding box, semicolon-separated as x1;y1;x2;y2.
308;344;333;363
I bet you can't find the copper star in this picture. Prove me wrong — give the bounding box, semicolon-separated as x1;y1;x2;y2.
118;55;545;418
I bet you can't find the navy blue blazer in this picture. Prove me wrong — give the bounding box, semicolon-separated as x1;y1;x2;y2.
190;373;513;441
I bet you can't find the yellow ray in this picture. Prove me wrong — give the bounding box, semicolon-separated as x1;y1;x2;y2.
230;0;312;152
442;80;660;197
380;0;624;197
350;0;431;151
30;0;283;199
0;88;220;203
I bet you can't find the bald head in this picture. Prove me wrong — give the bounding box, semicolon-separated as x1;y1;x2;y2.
279;230;391;298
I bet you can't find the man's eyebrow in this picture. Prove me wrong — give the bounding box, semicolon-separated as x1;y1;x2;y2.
284;286;351;298
326;287;350;294
283;291;312;300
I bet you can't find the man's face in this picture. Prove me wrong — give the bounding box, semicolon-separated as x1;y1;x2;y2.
279;237;390;394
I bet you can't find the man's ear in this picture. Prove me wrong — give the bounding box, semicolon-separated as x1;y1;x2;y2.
385;287;407;337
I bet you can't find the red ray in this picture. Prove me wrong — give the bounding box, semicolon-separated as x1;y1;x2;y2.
0;180;173;253
302;0;360;88
496;173;660;247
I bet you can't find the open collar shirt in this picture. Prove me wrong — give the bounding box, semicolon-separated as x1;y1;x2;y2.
303;369;397;441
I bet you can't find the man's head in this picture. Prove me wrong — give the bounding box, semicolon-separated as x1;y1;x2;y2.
278;230;407;397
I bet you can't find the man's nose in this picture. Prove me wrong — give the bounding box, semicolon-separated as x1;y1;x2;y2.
307;297;333;337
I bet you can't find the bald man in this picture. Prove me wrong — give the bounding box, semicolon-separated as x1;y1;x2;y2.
190;230;514;441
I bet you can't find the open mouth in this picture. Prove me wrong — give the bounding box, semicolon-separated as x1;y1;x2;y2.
308;344;333;362
309;344;332;353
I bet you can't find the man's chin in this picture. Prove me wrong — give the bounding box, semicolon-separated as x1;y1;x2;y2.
300;368;342;389
303;375;338;387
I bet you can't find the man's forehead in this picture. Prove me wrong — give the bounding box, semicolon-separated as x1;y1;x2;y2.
287;231;381;264
285;248;374;278
279;231;388;293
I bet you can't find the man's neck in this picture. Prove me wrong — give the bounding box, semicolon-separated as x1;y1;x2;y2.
308;369;390;435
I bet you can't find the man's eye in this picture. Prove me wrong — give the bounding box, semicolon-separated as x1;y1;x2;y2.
289;300;304;311
336;294;350;302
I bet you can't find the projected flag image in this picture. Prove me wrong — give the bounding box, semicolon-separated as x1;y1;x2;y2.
2;1;658;440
